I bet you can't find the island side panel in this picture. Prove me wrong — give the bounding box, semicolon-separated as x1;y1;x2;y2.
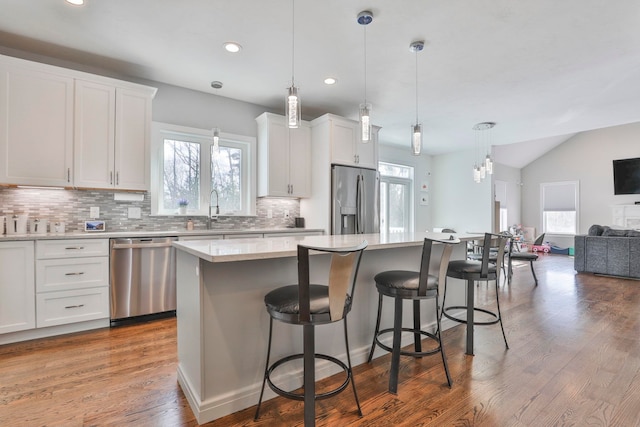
176;250;204;413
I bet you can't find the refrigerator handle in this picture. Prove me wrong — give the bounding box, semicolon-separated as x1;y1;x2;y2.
357;174;364;234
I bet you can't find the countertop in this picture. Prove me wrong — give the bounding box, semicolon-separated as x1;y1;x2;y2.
0;228;324;242
173;231;481;263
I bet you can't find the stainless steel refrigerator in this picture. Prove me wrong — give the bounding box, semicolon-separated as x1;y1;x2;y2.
331;164;380;235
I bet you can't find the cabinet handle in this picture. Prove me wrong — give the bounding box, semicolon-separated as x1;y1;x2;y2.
290;184;293;194
110;172;113;185
116;171;119;185
64;304;85;309
64;272;85;276
64;246;84;250
67;168;71;183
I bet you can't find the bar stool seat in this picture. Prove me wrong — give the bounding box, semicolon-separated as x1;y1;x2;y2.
367;236;460;394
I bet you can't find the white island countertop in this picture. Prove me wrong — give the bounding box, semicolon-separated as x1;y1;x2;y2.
172;231;481;263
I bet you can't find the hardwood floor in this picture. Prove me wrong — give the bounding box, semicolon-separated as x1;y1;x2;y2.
2;254;640;426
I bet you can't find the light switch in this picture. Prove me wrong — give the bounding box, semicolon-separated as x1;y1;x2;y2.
89;207;100;219
128;207;142;219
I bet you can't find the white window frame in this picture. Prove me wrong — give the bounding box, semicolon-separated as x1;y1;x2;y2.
540;180;579;235
379;161;414;234
150;122;256;216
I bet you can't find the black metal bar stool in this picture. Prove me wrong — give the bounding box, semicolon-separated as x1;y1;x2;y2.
508;234;543;286
255;240;367;427
367;235;460;394
442;232;509;356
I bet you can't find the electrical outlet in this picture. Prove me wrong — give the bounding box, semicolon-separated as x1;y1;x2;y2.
267;209;273;218
284;209;290;219
89;207;100;219
128;207;142;219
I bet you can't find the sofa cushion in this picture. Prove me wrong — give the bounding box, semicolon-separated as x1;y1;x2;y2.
627;230;640;237
602;228;628;237
585;237;607;273
631;239;640;278
588;224;604;236
606;238;630;277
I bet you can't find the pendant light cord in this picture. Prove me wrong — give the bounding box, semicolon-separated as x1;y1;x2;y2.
291;0;295;85
415;49;419;124
363;25;367;104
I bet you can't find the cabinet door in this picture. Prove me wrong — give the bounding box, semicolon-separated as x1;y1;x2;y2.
262;117;290;197
115;88;152;191
74;80;116;189
0;241;35;334
330;118;357;166
0;65;73;186
289;124;311;197
356;125;379;169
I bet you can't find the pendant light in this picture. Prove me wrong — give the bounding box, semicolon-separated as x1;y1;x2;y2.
472;122;496;183
212;127;220;151
286;0;300;128
410;41;424;155
357;11;373;143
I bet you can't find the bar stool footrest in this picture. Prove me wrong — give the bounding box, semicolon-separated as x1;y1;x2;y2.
442;305;500;326
266;353;351;401
374;327;442;357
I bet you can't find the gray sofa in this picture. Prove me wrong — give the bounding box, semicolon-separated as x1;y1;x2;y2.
574;225;640;278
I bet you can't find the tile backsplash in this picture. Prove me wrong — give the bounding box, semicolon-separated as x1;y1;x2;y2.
0;188;301;233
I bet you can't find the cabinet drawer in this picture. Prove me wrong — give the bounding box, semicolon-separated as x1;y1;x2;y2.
36;257;108;292
36;287;109;328
36;239;109;259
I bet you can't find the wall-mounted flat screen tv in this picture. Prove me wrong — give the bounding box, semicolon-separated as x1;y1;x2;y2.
613;157;640;195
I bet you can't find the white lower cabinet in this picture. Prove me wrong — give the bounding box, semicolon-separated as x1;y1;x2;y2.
0;241;35;334
36;239;109;328
36;287;109;328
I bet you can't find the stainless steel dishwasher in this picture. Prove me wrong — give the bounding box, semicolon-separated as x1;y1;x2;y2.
109;237;177;326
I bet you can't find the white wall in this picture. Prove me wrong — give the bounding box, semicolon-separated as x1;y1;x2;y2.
378;144;432;233
431;149;493;233
521;121;640;247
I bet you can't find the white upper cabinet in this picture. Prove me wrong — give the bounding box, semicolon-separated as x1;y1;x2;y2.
313;114;379;170
74;81;153;191
0;62;74;186
73;80;116;189
256;112;311;198
0;54;156;190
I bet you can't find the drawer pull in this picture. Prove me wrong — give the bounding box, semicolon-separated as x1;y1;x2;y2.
64;272;85;276
64;304;85;309
64;247;85;250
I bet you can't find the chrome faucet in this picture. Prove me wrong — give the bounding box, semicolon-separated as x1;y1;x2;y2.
208;189;220;229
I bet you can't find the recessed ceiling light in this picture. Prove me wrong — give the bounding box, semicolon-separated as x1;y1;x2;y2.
324;77;337;85
66;0;84;5
223;42;242;53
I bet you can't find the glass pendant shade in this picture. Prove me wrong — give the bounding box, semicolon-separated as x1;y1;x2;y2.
485;155;493;174
212;127;220;150
473;165;481;183
286;86;300;129
359;103;372;142
480;164;486;179
412;123;422;155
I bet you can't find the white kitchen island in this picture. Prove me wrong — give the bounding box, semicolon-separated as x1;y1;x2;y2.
173;232;479;424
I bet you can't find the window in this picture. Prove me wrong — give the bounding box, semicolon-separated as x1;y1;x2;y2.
379;162;414;233
540;181;579;235
151;123;256;216
494;180;508;231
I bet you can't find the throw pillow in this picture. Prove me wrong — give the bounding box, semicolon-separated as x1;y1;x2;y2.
602;228;628;237
588;224;604;236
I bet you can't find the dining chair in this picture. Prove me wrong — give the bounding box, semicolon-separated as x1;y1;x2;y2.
255;240;368;426
367;235;460;393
